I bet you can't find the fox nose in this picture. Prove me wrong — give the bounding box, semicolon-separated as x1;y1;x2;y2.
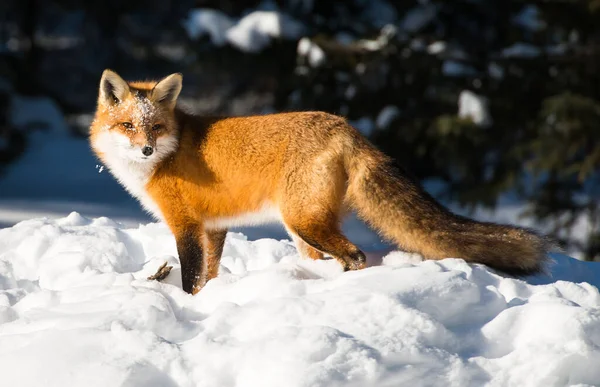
141;146;153;156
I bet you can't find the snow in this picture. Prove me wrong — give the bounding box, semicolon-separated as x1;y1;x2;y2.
0;213;599;386
359;37;387;52
184;9;304;53
297;38;326;67
458;90;492;127
427;41;446;55
182;9;234;46
226;11;304;53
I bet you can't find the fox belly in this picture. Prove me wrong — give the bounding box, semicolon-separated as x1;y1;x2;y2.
204;203;282;230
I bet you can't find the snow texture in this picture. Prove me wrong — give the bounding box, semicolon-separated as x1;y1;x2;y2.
459;90;492;128
0;213;599;386
184;9;304;53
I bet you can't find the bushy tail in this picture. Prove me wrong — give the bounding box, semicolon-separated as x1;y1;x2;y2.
344;138;550;275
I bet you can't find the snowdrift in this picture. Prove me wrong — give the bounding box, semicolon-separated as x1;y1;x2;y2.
0;213;599;386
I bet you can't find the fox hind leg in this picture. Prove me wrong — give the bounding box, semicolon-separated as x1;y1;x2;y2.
281;150;366;270
282;203;366;271
287;230;324;260
286;220;366;271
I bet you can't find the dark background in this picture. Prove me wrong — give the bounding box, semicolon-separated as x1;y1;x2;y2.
1;0;599;260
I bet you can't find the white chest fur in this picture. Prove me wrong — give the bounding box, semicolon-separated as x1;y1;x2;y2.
103;158;164;220
92;131;178;221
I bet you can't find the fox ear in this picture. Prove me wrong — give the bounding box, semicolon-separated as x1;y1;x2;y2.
151;73;182;107
99;70;130;106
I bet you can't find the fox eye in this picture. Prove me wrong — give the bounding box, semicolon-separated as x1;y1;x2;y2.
152;124;162;131
122;122;134;129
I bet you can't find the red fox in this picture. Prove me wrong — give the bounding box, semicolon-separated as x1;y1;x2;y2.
90;70;550;294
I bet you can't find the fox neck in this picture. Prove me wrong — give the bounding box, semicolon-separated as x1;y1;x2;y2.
94;133;179;220
104;156;158;194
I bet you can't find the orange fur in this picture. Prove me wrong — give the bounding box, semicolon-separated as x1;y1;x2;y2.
90;70;550;294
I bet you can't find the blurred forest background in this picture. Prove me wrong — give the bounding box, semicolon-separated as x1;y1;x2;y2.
0;0;599;260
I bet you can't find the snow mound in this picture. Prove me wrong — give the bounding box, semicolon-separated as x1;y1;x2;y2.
1;214;599;386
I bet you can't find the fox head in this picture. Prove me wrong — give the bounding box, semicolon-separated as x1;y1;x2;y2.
90;70;182;164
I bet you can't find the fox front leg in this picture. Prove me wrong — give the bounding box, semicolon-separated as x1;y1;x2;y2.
202;229;227;283
175;224;206;294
